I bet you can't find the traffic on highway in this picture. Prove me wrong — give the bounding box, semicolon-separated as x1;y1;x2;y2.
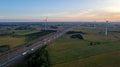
0;28;72;67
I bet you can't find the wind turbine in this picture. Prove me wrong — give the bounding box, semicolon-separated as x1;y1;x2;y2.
44;17;48;31
105;21;108;36
93;21;96;29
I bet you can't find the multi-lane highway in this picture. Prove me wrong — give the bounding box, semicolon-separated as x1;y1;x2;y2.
0;28;72;67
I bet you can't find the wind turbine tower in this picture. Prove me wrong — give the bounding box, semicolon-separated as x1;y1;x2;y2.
44;17;48;31
105;21;108;36
94;21;96;29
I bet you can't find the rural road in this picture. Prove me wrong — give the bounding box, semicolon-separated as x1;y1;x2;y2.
0;28;72;67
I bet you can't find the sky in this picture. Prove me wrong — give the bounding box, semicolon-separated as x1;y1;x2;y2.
0;0;120;22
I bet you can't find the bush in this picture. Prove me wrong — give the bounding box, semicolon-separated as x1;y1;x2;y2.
26;47;50;67
67;31;86;34
15;26;36;30
0;45;10;52
70;34;84;40
25;30;57;42
50;26;58;29
89;42;101;46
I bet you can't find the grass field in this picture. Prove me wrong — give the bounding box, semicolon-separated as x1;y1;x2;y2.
0;29;56;53
0;30;39;48
52;51;120;67
14;30;40;36
46;27;120;67
0;36;25;48
0;30;41;49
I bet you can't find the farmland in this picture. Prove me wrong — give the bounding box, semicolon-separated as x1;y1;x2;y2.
46;26;120;67
0;22;120;67
0;36;25;48
0;30;39;47
0;23;58;53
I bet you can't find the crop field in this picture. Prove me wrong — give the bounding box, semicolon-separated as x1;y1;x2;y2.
14;30;41;36
46;27;120;67
0;29;56;53
0;30;39;48
0;36;25;48
52;51;120;67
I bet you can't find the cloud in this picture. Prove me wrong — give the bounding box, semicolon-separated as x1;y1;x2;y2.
45;8;120;22
82;9;120;21
1;8;120;22
0;16;5;19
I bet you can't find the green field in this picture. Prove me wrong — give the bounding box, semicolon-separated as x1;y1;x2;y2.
52;51;120;67
0;30;39;48
0;29;56;53
46;27;120;67
0;36;25;48
14;30;40;36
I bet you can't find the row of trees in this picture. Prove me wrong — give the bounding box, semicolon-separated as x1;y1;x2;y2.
20;46;50;67
70;34;84;40
0;45;10;53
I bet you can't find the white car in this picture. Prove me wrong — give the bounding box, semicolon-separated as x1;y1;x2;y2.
22;52;27;55
31;48;34;51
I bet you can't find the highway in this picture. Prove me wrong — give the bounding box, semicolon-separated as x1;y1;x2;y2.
0;28;72;67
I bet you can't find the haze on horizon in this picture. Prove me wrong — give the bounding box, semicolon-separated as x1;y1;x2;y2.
0;0;120;22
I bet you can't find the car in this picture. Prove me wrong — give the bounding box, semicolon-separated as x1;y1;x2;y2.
31;48;34;51
22;52;27;55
